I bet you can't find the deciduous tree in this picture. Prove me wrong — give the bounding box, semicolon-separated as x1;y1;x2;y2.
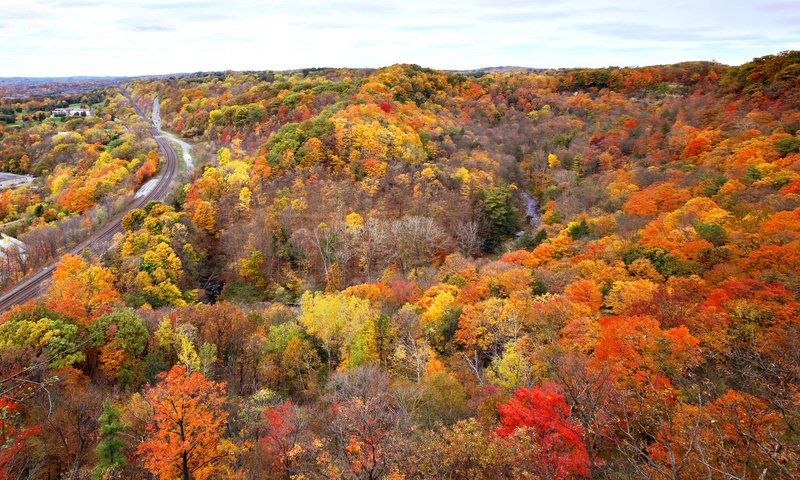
138;366;231;480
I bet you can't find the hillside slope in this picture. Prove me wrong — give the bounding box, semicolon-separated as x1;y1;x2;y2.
1;52;799;479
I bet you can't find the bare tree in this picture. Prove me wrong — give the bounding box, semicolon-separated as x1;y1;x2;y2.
390;216;447;273
392;306;429;383
453;219;482;258
357;218;391;283
612;375;705;480
295;222;356;286
548;350;616;480
323;366;410;480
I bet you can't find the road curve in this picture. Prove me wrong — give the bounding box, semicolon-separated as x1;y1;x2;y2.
0;90;179;313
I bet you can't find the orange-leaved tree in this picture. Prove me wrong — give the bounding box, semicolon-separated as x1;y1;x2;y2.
138;365;231;480
47;254;119;323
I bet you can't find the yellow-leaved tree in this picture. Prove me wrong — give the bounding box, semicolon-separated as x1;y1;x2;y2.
47;254;119;323
298;291;376;368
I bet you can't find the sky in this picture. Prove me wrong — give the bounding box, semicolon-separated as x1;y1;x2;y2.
1;0;799;77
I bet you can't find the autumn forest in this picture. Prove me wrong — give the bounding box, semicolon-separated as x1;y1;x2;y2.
1;51;799;479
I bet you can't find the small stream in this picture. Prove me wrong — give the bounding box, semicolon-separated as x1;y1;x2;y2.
520;190;541;230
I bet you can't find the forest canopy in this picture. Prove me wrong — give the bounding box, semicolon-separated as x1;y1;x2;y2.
1;51;799;479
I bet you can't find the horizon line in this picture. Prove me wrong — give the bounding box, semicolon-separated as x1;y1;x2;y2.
0;58;746;81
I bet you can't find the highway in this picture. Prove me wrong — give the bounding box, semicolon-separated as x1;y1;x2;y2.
0;90;179;312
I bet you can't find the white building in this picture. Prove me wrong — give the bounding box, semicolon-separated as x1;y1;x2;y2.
52;107;93;117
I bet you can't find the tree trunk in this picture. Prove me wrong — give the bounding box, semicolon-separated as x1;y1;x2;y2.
182;450;191;480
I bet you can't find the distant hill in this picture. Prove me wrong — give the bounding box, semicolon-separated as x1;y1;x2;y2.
0;77;128;99
0;76;126;83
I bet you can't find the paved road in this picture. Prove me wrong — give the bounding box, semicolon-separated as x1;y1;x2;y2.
152;96;161;130
0;90;179;312
150;95;193;169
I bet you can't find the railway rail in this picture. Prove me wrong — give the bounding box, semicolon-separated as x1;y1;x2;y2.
0;91;178;312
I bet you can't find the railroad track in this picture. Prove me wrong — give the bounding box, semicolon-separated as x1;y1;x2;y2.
0;90;179;312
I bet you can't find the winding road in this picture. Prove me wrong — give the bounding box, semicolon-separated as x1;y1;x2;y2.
0;90;179;312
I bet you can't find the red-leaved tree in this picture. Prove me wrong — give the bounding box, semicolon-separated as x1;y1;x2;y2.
495;385;590;479
259;402;305;478
0;398;40;478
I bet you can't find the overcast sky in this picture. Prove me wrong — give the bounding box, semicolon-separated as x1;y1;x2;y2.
1;0;799;77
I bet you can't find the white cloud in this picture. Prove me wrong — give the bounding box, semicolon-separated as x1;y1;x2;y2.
0;0;797;76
